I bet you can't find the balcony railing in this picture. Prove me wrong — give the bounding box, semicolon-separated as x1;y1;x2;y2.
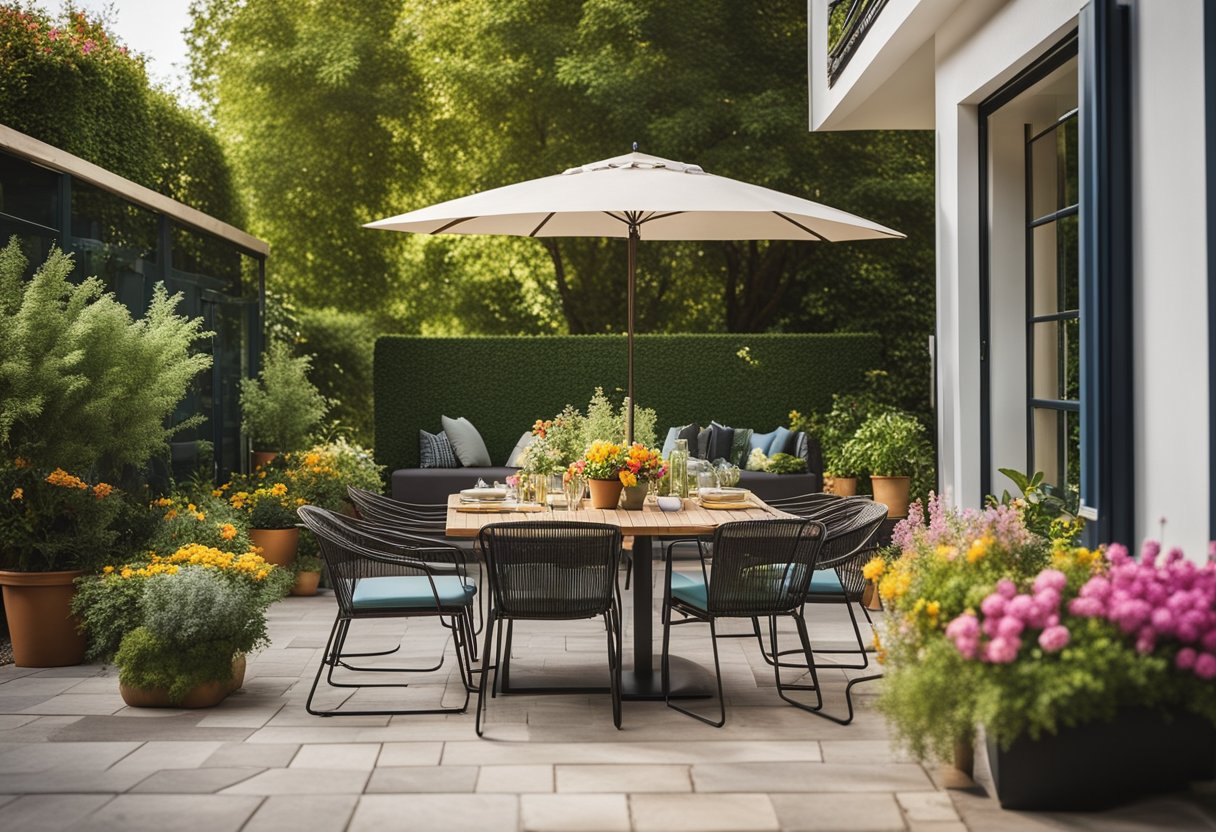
827;0;891;87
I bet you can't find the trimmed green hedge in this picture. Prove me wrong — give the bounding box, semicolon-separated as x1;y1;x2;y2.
374;333;882;471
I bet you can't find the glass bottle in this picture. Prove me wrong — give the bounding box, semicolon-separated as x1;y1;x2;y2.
668;439;689;499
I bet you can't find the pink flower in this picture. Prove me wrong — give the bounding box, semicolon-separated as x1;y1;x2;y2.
945;613;979;640
1034;588;1061;613
1033;569;1067;594
996;579;1017;599
1069;596;1104;617
980;593;1006;618
984;636;1021;664
1141;540;1161;566
996;616;1024;639
82;38;96;54
1177;647;1198;670
1006;594;1035;622
1038;625;1070;652
1196;653;1216;680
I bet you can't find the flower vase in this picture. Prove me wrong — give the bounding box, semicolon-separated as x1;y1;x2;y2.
530;474;548;505
563;475;586;511
587;478;624;509
620;483;648;510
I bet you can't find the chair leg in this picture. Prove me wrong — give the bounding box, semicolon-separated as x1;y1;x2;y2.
790;610;879;725
770;613;824;713
605;609;622;729
664;615;726;728
755;597;873;671
475;610;495;737
308;612;470;717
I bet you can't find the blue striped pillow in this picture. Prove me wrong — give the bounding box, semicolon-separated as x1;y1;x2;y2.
419;430;459;468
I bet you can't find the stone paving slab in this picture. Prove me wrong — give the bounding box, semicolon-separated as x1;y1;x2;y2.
0;588;1213;831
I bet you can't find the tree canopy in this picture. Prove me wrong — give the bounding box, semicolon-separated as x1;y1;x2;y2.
189;0;936;419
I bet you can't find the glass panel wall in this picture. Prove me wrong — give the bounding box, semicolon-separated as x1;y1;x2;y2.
0;148;266;484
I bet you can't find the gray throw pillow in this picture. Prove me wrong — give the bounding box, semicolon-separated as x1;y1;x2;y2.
441;415;492;467
506;431;536;467
419;430;459;469
707;423;735;462
661;423;699;457
697;426;712;459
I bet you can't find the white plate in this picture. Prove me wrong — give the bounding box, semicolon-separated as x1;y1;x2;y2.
460;487;508;501
698;487;749;501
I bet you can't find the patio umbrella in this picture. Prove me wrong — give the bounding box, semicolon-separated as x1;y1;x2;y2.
366;149;904;442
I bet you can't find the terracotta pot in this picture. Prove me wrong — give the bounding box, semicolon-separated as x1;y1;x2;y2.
249;528;299;568
587;478;624;509
619;483;649;510
250;450;278;471
291;570;321;597
871;475;911;518
119;655;247;709
827;476;858;497
0;570;87;667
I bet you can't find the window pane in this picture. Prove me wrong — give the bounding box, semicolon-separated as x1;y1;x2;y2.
1032;407;1064;485
1031;128;1060;220
1033;320;1061;400
1058;214;1079;312
1060;117;1079;210
1032;222;1058;316
1063;317;1080;402
0;153;59;229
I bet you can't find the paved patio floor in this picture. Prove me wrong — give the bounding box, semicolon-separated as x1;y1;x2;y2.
1;563;1214;831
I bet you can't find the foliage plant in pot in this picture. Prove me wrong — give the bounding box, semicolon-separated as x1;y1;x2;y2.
291;554;323;597
618;444;666;510
839;410;932;517
794;392;887;497
870;495;1216;810
282;438;384;515
229;482;302;567
570;441;628;509
75;544;291;707
0;241;213;666
239;341;329;467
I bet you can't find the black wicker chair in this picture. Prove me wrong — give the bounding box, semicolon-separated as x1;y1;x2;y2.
475;521;624;736
661;517;825;727
296;505;478;717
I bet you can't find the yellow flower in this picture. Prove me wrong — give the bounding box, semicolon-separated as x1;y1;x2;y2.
163;509;178;521
935;544;957;561
212;489;223;497
13;457;29;468
9;487;22;501
154;497;174;507
619;470;638;488
102;565;114;574
219;524;237;541
965;536;993;564
258;471;266;479
92;482;112;500
926;600;941;618
270;483;287;496
862;557;885;581
295;497;306;506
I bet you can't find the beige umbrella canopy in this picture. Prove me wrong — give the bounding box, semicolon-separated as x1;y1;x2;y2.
367;150;904;440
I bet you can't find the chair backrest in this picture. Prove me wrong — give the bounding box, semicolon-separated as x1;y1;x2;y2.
766;492;841;512
478;521;621;620
298;504;447;615
346;486;447;535
819;500;889;597
705;518;825;615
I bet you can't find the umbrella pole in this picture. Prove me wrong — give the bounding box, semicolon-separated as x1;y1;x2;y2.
626;223;638;445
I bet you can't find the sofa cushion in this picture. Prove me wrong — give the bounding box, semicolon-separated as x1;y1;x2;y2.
706;423;735;462
441;415;492;467
767;426;794;456
506;431;535;467
419;430;459;469
697;426;712;459
661;423;700;457
391;467;517;505
751;428;778;453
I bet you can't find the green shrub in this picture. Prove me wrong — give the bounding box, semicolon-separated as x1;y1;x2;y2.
0;240;213;479
0;464;123;571
764;453;807;475
374;333;883;471
239;341;328;452
282;438;384;511
583;387;657;449
145;493;252;556
295;307;379;445
840;410;933;478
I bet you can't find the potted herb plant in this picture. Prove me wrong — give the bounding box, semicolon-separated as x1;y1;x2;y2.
239;341;329;468
618;444;666;510
871;495;1216;810
291;553;324;597
839;410;932;516
570;440;628;509
0;464;122;666
75;543;290;707
229;482;302;567
0;240;212;667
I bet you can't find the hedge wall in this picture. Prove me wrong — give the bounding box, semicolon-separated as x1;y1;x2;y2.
374;333;881;472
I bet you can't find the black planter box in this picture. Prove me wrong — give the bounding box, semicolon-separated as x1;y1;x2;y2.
987;709;1216;811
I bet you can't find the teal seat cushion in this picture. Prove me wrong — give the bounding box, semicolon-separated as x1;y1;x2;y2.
670;571;708;610
351;576;476;610
807;568;844;595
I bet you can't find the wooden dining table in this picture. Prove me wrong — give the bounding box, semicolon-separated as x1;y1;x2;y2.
445;493;796;700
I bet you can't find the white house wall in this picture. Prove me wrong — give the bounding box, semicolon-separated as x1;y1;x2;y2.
1130;0;1209;556
932;0;1079;507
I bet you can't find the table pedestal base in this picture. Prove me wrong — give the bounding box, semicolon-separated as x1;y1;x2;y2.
620;655;714;701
